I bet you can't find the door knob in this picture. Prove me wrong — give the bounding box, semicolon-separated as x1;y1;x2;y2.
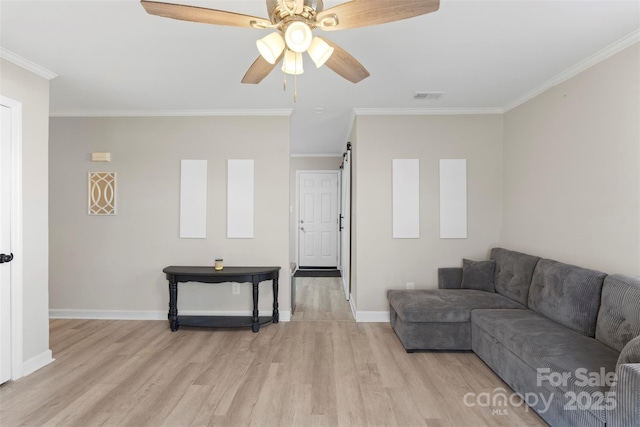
0;253;14;264
300;227;305;231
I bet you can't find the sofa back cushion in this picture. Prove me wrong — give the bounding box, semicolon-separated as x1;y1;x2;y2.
596;274;640;352
490;248;540;305
460;259;495;292
528;259;606;337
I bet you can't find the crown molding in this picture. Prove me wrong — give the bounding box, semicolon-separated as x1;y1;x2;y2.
504;29;640;112
353;107;504;116
0;48;58;80
50;109;293;118
290;153;343;158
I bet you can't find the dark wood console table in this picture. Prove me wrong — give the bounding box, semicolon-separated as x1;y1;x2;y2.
162;266;280;333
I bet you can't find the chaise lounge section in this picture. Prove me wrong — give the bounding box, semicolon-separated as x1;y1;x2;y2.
388;248;539;351
387;248;640;427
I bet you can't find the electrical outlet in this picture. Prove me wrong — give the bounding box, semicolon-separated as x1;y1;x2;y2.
232;283;241;295
406;282;415;289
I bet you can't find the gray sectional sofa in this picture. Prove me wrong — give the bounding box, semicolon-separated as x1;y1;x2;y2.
387;248;640;427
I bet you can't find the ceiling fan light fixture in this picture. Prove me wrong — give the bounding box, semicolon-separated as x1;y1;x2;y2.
284;21;313;53
282;49;304;75
256;32;285;64
317;15;339;29
308;37;334;68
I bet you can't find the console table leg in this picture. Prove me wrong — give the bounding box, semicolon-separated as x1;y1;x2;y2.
272;276;279;323
168;279;179;332
252;279;260;333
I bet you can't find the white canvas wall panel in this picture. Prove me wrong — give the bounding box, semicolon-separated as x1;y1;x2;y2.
227;159;254;238
440;159;467;239
392;159;420;238
179;160;208;238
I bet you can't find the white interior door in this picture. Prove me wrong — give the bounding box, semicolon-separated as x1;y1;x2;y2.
0;104;13;384
339;150;351;300
298;172;339;268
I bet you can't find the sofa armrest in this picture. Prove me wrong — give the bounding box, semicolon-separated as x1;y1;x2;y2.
438;268;463;289
609;363;640;427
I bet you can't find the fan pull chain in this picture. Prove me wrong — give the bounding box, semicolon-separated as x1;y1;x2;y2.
294;74;298;103
293;53;299;103
283;71;287;92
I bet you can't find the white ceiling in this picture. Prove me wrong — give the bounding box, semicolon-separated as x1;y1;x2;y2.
1;0;638;155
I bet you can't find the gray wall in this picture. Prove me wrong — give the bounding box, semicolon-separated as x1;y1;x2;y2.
46;42;640;324
501;43;640;276
352;114;504;313
1;59;51;364
49;116;290;316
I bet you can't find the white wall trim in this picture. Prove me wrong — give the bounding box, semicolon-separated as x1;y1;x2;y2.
355;311;390;323
349;295;357;320
295;170;341;269
51;310;166;320
1;96;25;381
50;309;291;322
504;29;640;112
290;153;343;158
279;310;291;322
50;109;293;118
354;107;504;116
0;48;58;80
22;350;54;377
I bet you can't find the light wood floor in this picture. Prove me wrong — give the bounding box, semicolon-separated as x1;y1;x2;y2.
291;277;354;322
0;317;545;426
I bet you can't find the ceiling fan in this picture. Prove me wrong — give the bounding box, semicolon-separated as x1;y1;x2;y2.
141;0;439;86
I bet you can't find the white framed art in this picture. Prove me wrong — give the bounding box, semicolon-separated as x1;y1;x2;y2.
439;159;467;238
227;159;254;238
180;160;208;238
392;159;420;238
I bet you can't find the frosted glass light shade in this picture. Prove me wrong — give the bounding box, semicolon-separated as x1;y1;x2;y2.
284;21;312;53
256;32;285;64
281;50;304;75
308;37;334;68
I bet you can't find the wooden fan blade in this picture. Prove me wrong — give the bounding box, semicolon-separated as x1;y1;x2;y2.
316;0;439;31
320;37;370;83
141;0;271;28
241;54;281;84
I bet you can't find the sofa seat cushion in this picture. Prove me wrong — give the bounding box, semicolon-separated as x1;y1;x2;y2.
472;309;619;398
387;289;525;323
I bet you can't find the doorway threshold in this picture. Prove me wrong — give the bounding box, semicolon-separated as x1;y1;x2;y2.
294;270;341;278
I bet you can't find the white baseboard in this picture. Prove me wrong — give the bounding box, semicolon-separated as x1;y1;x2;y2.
355;311;390;323
22;349;54;377
50;309;166;320
49;309;291;322
278;310;291;322
346;296;389;322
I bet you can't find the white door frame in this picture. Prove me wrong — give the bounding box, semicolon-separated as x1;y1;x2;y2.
1;95;24;381
295;170;340;269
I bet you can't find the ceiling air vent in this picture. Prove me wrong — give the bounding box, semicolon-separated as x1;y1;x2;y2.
414;92;444;100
